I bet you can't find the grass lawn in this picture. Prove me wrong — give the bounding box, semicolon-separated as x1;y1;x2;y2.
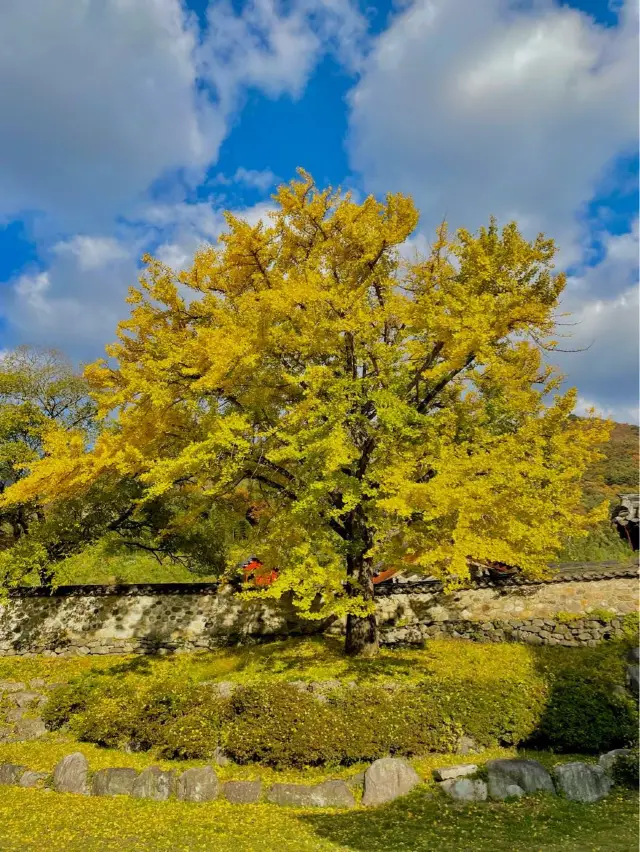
0;634;628;688
0;786;636;852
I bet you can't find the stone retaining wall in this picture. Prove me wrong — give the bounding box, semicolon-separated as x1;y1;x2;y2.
0;562;637;657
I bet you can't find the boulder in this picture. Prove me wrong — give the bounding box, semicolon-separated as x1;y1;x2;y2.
12;718;46;740
433;764;478;782
131;767;176;801
439;778;487;802
176;766;219;802
626;663;639;695
308;781;356;808
9;691;41;709
222;780;262;804
267;784;315;807
18;770;48;789
267;781;355;808
599;749;631;775
486;759;555;800
93;767;139;796
505;784;525;798
0;763;27;785
0;681;25;692
553;762;612;803
362;758;422;807
627;647;639;663
53;753;90;795
456;735;480;756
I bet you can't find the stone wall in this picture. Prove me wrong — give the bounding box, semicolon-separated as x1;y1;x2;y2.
0;562;637;657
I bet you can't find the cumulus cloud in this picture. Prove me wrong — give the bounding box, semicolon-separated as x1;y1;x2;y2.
348;0;638;420
211;167;279;192
553;222;639;422
1;199;274;357
348;0;638;263
200;0;367;104
0;0;221;229
0;0;366;230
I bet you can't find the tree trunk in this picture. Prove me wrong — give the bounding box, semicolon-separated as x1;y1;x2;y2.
344;550;379;657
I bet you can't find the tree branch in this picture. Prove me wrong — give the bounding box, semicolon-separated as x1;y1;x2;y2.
417;354;475;413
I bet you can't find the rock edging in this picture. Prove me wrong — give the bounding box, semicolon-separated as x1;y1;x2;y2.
0;754;422;810
435;751;631;804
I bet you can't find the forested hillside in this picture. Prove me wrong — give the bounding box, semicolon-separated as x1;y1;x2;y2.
582;422;639;509
558;420;639;562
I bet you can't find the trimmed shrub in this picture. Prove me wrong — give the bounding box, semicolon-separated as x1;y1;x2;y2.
612;748;639;789
420;676;547;748
335;686;459;761
40;640;637;768
225;683;342;768
532;676;638;753
42;677;99;731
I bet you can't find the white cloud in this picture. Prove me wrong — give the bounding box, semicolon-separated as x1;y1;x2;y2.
0;0;221;229
199;0;367;106
2;199;275;355
553;221;639;422
348;0;638;264
212;167;279;192
0;0;366;231
53;236;131;271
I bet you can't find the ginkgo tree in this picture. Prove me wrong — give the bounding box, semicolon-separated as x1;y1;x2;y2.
1;171;609;655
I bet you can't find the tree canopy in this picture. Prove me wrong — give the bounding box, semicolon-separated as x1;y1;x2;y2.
0;172;609;654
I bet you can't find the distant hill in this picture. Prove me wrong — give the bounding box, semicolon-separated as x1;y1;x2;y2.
558;420;639;562
582;421;639;510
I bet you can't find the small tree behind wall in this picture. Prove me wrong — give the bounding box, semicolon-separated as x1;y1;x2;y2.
1;172;609;655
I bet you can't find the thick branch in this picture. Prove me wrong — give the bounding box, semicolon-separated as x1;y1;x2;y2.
417;354;475;413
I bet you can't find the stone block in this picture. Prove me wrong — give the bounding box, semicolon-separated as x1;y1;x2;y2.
598;749;631;775
12;717;46;740
0;681;25;692
487;759;554;800
553;762;612;803
93;767;139;796
131;767;176;801
176;766;218;802
439;778;487;802
19;770;48;788
362;758;422;807
433;764;478;782
0;763;27;785
267;780;355;808
53;753;90;795
222;780;262;804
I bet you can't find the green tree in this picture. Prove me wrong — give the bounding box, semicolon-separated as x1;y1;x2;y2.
0;346;96;582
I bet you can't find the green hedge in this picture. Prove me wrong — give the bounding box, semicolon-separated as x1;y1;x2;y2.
42;644;638;769
531;675;638;753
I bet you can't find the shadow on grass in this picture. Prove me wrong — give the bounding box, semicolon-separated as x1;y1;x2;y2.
298;788;640;852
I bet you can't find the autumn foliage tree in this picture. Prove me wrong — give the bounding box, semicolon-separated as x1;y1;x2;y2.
1;172;609;655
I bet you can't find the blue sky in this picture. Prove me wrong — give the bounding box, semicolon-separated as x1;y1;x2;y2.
0;0;637;420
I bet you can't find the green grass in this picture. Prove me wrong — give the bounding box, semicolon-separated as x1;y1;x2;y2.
0;786;636;852
0;635;629;689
